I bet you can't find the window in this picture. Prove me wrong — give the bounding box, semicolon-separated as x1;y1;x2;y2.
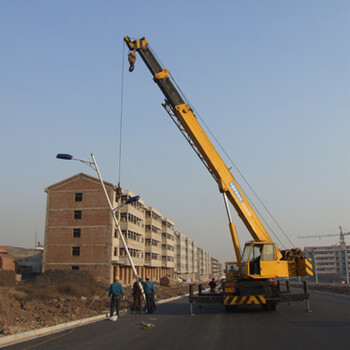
251;245;263;261
146;225;160;234
72;246;80;256
120;213;144;227
162;221;174;230
74;210;82;220
73;228;81;238
75;193;83;202
71;266;79;270
114;230;118;238
261;244;276;261
241;245;252;263
122;230;143;242
120;248;126;257
114;247;118;256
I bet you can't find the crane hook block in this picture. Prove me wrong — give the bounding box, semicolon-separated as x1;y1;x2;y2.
128;52;137;72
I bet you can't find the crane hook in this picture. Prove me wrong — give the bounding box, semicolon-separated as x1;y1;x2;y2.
128;52;136;72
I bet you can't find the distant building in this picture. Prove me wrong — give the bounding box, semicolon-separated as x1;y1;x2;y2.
304;245;350;281
0;246;42;277
175;231;187;279
211;257;223;278
196;248;211;280
0;252;15;272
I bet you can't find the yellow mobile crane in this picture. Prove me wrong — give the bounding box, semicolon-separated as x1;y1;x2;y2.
124;36;312;311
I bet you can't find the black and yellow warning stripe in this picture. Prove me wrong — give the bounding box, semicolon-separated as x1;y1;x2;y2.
224;295;266;306
305;258;313;276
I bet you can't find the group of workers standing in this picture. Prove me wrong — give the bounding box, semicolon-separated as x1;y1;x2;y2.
109;276;218;319
108;276;156;318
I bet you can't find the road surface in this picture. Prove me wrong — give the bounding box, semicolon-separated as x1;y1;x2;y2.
4;290;350;350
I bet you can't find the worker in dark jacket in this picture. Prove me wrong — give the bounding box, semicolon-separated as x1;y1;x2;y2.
108;277;125;317
132;280;143;313
138;277;156;314
209;278;217;294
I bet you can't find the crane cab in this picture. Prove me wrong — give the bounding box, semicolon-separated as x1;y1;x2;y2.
239;242;289;279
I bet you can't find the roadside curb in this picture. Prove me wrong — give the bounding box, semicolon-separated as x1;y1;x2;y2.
292;284;350;299
0;314;107;348
310;289;350;299
0;295;188;348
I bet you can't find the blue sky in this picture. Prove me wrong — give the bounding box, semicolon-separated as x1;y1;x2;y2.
1;0;349;262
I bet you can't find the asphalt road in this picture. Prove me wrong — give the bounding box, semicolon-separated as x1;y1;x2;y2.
4;290;350;350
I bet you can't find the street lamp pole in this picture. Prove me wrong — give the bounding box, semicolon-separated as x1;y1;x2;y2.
56;153;146;303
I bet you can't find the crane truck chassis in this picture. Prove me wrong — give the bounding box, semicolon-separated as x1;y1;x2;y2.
124;36;313;312
189;278;311;312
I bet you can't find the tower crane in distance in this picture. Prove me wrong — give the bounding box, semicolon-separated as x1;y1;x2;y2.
299;226;350;248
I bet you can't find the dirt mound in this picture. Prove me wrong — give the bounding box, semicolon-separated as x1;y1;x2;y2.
23;270;107;299
0;286;107;335
0;272;195;336
36;270;96;285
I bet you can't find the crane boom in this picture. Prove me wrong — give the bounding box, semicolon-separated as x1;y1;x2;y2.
124;36;273;262
124;36;313;311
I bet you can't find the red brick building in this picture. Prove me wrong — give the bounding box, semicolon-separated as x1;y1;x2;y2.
43;173;114;282
43;173;176;283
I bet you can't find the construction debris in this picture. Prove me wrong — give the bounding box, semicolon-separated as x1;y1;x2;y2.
140;321;155;330
159;276;177;287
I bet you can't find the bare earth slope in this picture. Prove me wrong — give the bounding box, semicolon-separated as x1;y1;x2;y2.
0;271;194;336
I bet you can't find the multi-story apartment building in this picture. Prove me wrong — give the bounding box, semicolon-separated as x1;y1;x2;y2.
175;231;187;279
43;173;114;281
43;173;221;284
196;248;211;280
184;237;198;281
211;257;223;278
161;218;176;277
188;239;198;281
304;245;350;281
118;190;146;282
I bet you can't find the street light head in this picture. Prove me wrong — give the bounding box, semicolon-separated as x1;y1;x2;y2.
56;153;73;160
125;195;140;204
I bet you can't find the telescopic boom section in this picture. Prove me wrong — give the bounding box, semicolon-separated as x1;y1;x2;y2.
124;36;273;250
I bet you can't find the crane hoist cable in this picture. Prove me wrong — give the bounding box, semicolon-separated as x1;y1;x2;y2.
117;41;126;196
